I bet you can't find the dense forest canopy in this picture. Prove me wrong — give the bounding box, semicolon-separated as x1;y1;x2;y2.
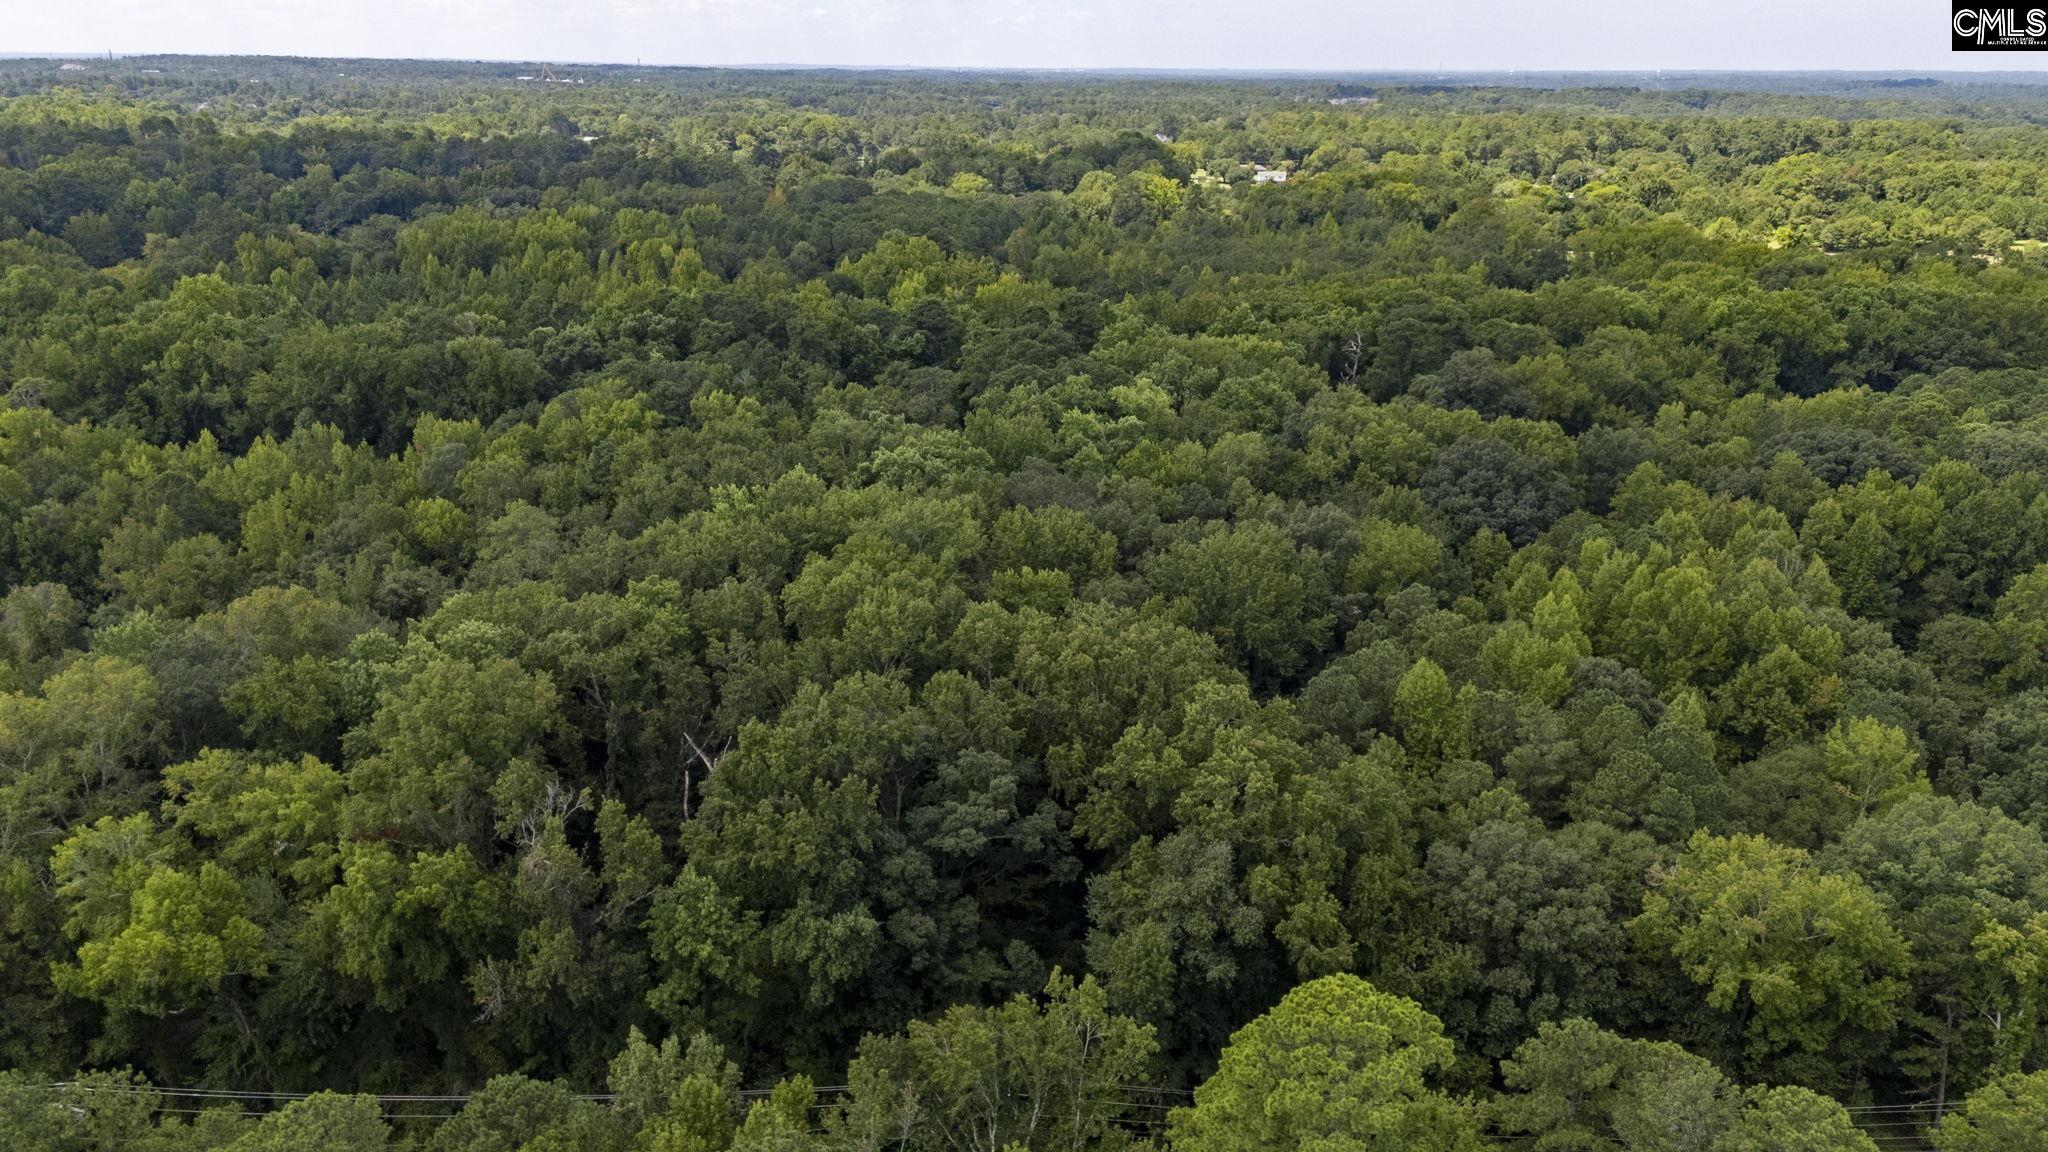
7;55;2048;1149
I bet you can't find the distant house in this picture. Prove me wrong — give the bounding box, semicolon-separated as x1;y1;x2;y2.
59;62;86;71
1328;96;1376;106
1252;164;1289;184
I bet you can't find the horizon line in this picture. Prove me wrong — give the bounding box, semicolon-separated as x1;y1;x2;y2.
6;52;2048;78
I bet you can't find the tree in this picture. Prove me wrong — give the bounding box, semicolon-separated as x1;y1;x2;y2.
1345;518;1443;601
429;1074;618;1152
607;1027;742;1152
1420;808;1659;1066
1960;690;2048;835
836;972;1155;1152
728;1078;817;1152
1409;349;1534;419
1144;520;1333;683
0;655;161;858
347;644;562;848
1167;974;1483;1152
1822;716;1927;821
1720;1087;1878;1152
1394;657;1468;761
226;1093;391;1152
1420;438;1573;546
49;815;267;1017
1934;1070;2048;1152
20;55;2048;1130
1493;1018;1741;1152
1631;832;1909;1086
1823;794;2048;1105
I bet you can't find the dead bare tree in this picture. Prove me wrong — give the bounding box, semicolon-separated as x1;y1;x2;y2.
1339;329;1366;388
679;731;731;820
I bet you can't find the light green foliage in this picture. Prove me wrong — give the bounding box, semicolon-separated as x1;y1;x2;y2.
0;1070;219;1152
837;973;1155;1152
1631;832;1909;1082
1168;974;1483;1152
0;655;160;856
1720;1086;1877;1152
163;749;346;888
1345;518;1443;599
1394;658;1467;761
1494;1018;1741;1152
49;815;266;1015
429;1074;618;1152
348;640;562;846
608;1027;742;1152
1822;717;1926;819
1933;1070;2048;1152
225;1093;390;1152
728;1078;816;1152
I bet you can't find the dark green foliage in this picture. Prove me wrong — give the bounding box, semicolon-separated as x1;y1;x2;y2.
8;56;2048;1150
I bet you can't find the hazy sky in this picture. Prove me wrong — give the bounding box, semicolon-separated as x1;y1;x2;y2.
15;0;2044;72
